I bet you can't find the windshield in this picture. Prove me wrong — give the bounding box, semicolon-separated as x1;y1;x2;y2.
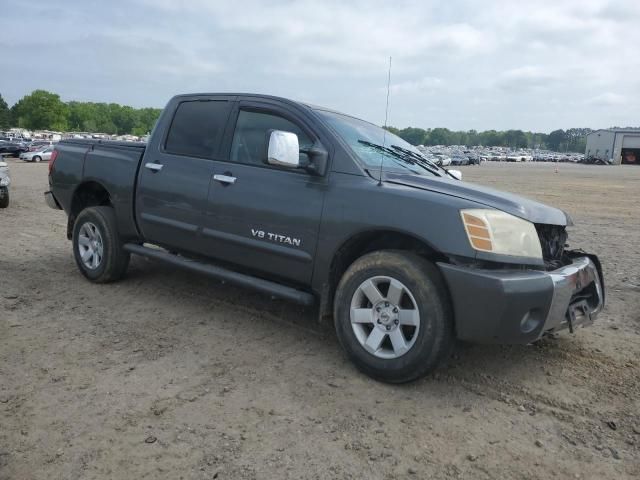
315;109;443;177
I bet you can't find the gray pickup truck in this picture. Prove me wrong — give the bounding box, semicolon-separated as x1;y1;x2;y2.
45;93;604;383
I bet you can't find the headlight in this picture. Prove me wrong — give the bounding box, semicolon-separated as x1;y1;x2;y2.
0;176;9;187
460;209;542;260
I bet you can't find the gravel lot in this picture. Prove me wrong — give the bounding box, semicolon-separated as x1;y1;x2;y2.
1;160;639;479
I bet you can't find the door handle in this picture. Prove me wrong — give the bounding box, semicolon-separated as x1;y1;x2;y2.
213;174;236;185
145;162;163;172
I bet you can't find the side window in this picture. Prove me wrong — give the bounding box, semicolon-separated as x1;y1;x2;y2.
230;110;312;166
165;100;231;158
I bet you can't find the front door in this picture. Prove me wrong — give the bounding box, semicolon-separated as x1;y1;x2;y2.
201;103;328;286
136;98;233;254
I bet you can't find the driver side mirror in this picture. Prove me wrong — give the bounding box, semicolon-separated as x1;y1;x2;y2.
266;130;329;176
267;130;300;168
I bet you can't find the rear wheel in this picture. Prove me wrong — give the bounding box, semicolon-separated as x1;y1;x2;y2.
334;251;453;383
72;206;130;283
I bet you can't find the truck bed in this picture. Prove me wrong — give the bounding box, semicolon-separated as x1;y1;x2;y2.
50;139;147;240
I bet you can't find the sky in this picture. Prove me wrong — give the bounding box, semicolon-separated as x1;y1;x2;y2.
1;0;638;132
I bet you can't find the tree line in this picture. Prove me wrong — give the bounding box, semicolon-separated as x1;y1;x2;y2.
1;90;590;150
385;126;592;152
0;90;162;137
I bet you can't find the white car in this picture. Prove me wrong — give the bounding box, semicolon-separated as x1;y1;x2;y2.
433;154;452;166
20;146;54;163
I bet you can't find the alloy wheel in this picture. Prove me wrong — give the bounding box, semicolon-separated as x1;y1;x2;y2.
77;222;104;270
350;276;421;359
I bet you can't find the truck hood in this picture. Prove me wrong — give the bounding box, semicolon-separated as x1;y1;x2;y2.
384;172;570;226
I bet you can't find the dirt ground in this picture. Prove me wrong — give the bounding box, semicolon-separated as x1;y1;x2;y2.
1;159;639;480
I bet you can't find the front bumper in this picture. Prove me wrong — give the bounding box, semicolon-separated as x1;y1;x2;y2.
438;253;604;344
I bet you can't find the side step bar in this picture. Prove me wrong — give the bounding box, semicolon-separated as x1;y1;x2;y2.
123;243;315;306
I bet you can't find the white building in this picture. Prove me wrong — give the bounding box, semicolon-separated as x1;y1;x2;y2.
585;129;640;165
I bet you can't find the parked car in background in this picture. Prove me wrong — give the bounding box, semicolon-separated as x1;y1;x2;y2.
0;140;29;157
0;161;10;208
432;153;451;166
451;154;470;166
20;146;55;162
28;141;54;152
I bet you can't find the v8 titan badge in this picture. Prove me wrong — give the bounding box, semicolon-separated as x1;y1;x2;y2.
252;228;302;247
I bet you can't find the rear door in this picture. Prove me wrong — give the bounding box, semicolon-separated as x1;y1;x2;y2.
136;97;233;255
201;101;328;286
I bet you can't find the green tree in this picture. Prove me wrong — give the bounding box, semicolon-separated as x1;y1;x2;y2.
0;94;11;130
480;130;503;147
11;90;68;131
466;130;479;146
135;107;162;134
68;101;97;131
565;128;592;152
547;129;567;151
396;127;428;145
426;128;451;146
504;130;528;148
110;104;137;135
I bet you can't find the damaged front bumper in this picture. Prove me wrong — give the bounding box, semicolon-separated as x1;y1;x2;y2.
543;255;604;334
437;252;605;344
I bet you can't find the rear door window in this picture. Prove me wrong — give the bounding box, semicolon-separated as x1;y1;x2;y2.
165;100;232;158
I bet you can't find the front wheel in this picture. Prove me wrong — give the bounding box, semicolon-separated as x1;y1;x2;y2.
334;251;453;383
0;187;8;208
33;155;42;163
72;206;130;283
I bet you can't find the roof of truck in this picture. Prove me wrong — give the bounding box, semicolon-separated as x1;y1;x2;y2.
171;92;347;116
170;92;380;127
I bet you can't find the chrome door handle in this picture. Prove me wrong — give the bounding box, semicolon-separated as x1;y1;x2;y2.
145;162;163;172
213;174;236;184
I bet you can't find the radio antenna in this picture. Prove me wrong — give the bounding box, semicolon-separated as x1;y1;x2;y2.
378;56;392;186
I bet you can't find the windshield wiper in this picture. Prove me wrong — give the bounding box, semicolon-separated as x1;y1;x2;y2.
357;140;442;177
389;145;444;174
390;145;461;180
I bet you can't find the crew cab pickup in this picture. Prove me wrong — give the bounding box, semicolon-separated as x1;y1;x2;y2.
45;93;604;383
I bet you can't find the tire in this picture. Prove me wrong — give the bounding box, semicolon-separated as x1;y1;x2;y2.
33;156;41;163
334;251;453;383
0;187;8;208
72;206;130;283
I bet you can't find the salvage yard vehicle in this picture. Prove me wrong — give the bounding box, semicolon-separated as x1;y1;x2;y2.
0;140;28;158
0;161;10;208
45;93;605;383
27;141;54;152
20;146;54;162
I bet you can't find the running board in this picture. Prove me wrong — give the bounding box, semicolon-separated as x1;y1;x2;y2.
123;243;315;306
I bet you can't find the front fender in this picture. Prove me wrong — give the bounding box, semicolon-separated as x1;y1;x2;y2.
311;174;480;294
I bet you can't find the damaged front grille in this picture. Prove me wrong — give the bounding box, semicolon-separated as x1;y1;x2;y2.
536;224;568;270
